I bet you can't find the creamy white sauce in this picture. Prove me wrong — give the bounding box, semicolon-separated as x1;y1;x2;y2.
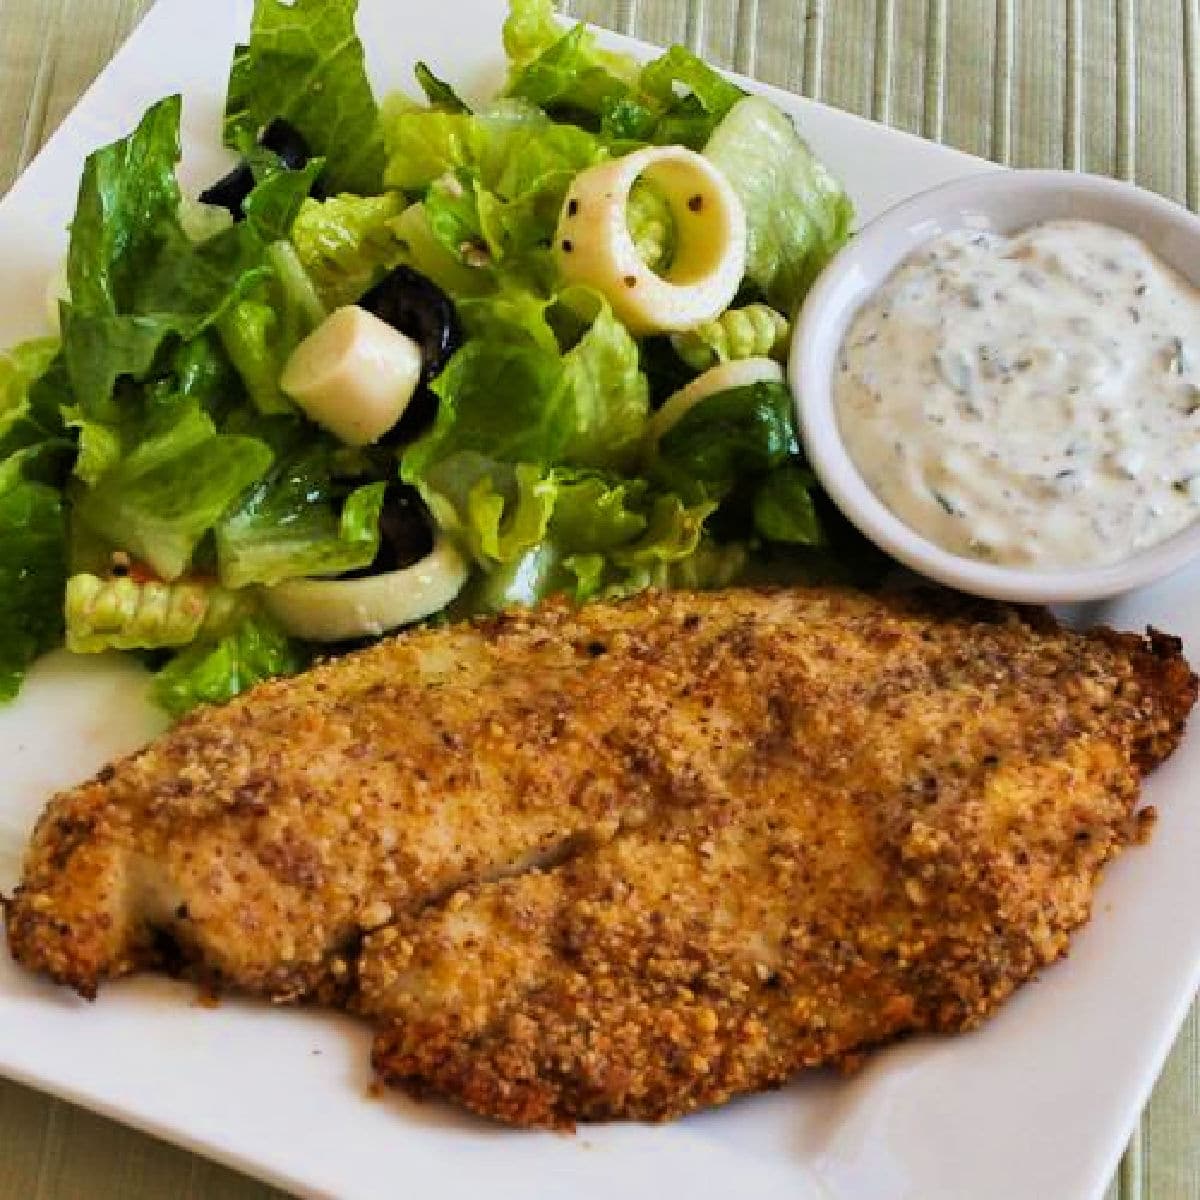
834;219;1200;568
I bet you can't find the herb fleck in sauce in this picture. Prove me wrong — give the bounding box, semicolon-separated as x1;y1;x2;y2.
834;219;1200;568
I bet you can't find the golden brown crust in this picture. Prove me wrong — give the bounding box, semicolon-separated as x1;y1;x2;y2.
4;585;1196;1125
361;594;1197;1127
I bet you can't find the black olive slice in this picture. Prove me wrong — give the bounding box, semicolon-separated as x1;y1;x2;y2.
198;163;256;220
340;484;434;580
258;118;312;172
357;266;463;384
197;117;324;221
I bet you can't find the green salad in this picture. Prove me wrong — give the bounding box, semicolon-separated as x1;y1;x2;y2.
0;0;878;717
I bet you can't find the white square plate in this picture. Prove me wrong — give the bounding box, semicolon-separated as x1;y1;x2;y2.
2;3;1198;1198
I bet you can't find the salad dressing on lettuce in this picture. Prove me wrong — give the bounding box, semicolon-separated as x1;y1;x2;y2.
0;0;866;717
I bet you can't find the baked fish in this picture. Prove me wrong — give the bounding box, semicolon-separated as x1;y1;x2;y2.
6;587;1194;1125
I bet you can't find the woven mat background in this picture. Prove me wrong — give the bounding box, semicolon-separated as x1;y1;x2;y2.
0;0;1197;1195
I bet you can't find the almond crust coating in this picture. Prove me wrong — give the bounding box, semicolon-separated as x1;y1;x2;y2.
5;586;1195;1125
361;598;1196;1126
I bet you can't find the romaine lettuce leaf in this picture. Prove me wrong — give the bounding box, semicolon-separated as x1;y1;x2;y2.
0;339;59;414
704;95;854;314
62;96;273;418
223;0;384;195
0;480;68;701
414;62;471;114
502;0;564;72
445;465;715;612
242;158;327;243
458;285;558;353
406;340;571;476
383;99;604;286
640;47;744;121
416;452;555;568
753;463;823;545
424;172;489;272
507;24;634;120
654;381;799;499
151;613;307;717
66;95;184;316
406;290;651;489
290;192;405;307
390;201;493;297
381;103;475;192
215;430;385;588
74;400;273;580
215;240;324;415
598;46;746;149
650;380;832;549
0;343;70;466
560;298;648;470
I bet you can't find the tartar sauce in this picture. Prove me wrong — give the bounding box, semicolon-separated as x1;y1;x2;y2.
834;219;1200;568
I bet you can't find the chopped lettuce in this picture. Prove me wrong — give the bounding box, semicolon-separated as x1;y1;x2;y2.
0;343;72;470
382;99;605;287
502;0;566;72
215;429;384;588
0;481;68;700
66;96;184;317
416;453;556;568
559;298;648;470
448;467;714;612
506;24;635;120
216;240;325;415
291;192;406;307
0;343;71;698
405;295;648;488
74;400;273;580
63;97;272;418
151;614;308;717
605;47;746;149
0;0;865;715
414;62;471;114
223;0;385;195
458;284;557;353
242;158;327;243
753;463;823;545
654;381;799;499
651;381;832;548
501;5;742;150
0;339;59;414
705;95;854;314
381;102;474;192
409;340;569;471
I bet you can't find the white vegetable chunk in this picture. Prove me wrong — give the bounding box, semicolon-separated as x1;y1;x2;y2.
555;146;747;336
646;357;785;446
262;533;469;642
280;305;423;446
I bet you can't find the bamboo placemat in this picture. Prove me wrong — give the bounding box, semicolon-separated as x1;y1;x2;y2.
0;1;1197;1196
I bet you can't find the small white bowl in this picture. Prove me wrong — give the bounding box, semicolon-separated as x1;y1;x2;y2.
791;169;1200;604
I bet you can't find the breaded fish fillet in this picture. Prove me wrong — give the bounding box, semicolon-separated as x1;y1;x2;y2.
6;587;1196;1126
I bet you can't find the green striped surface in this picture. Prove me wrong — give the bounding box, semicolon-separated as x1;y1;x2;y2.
0;1;1197;1196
